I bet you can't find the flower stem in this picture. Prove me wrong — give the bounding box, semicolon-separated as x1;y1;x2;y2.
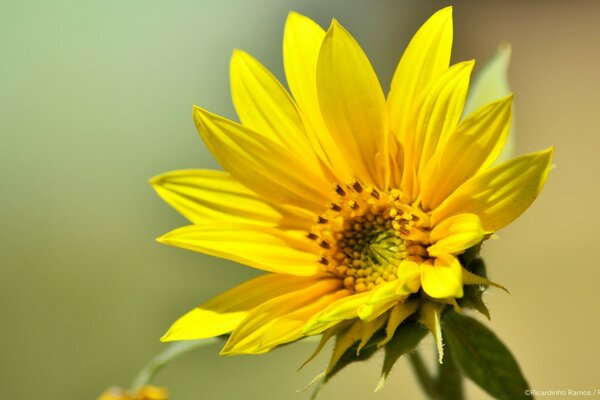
129;338;220;393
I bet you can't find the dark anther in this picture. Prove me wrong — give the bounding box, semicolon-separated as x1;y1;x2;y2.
306;232;318;240
335;184;346;196
318;256;330;265
352;181;363;193
318;239;331;249
315;216;328;224
329;203;342;212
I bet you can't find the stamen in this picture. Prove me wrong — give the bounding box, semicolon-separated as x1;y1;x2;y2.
329;203;342;212
314;216;328;224
352;180;363;193
406;244;427;257
399;226;410;236
317;239;331;249
306;232;318;241
315;182;432;294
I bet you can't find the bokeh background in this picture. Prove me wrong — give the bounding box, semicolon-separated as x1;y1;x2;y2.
1;1;599;399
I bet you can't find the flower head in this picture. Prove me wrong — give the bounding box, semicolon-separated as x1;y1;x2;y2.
153;6;552;377
98;386;169;400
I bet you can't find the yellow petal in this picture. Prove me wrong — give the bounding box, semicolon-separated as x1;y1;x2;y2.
388;7;452;144
221;278;344;354
419;302;445;363
378;299;420;347
229;49;320;172
283;12;324;124
161;273;321;341
463;43;515;166
317;19;389;188
134;386;169;400
402;61;474;200
357;299;398;324
283;12;353;183
193;106;332;213
421;255;463;299
432;148;554;232
428;213;485;257
417;61;474;170
421;95;513;210
303;291;371;335
357;260;421;320
150;169;283;226
157;224;320;276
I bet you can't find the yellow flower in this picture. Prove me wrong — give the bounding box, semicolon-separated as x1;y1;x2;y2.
98;386;169;400
152;7;552;366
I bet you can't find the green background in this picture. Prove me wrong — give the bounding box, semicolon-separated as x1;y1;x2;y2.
1;1;598;398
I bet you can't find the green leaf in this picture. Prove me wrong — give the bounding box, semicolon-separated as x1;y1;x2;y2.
407;350;437;398
442;312;530;400
376;322;428;391
434;340;464;400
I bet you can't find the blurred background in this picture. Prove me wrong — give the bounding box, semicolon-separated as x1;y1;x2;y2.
1;0;598;398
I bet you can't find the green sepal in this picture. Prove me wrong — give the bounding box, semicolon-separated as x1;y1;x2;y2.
459;257;491;319
324;329;384;382
309;329;385;399
376;321;428;392
458;245;491;319
442;311;531;400
458;243;484;271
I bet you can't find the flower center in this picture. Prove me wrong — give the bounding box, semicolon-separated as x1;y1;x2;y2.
308;181;431;293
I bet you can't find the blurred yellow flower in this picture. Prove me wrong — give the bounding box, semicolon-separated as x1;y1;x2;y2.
152;7;552;366
98;386;168;400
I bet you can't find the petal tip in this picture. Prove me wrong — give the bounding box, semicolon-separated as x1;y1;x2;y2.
431;6;453;23
159;332;172;342
156;235;169;244
286;10;302;21
327;18;345;36
438;6;453;19
192;104;205;120
148;174;163;186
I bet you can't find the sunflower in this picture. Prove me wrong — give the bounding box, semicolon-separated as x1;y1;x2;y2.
152;6;552;372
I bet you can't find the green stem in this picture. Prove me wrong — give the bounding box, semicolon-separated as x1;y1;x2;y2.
129;338;220;393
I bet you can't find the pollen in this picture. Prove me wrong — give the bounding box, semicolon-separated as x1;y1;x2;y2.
308;181;431;293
